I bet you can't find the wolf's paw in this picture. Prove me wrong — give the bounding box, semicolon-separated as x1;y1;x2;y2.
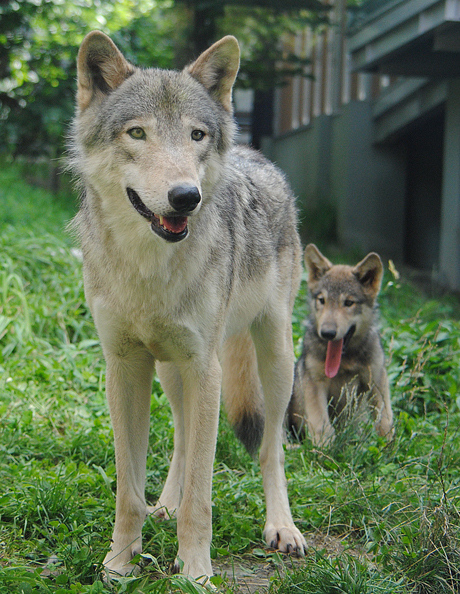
264;524;306;556
101;533;145;581
103;562;140;582
147;502;177;519
102;550;141;582
172;556;215;589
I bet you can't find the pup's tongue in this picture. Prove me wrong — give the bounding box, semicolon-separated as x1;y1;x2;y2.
325;339;343;378
160;215;188;234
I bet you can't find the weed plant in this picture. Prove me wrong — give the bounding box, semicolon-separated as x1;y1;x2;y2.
1;162;460;592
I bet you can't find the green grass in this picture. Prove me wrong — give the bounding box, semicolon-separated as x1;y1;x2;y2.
1;161;460;593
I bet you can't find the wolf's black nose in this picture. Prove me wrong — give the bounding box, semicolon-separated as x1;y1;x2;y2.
168;185;201;213
321;328;337;341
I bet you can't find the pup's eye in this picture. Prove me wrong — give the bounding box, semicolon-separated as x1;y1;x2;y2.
344;299;355;307
128;127;146;140
191;130;205;141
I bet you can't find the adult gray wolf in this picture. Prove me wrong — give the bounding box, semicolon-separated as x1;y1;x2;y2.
289;244;394;447
69;30;305;581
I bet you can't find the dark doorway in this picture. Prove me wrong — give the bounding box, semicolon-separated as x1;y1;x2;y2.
403;108;444;270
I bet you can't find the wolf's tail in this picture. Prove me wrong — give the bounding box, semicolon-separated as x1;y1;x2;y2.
221;331;265;456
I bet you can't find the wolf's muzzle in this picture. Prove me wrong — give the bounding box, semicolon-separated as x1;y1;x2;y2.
126;187;190;243
168;185;201;214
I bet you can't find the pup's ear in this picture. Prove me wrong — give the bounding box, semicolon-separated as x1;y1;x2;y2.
353;253;383;299
77;31;135;110
304;244;333;283
187;36;240;112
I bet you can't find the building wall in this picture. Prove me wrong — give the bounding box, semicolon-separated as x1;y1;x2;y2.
261;0;451;278
262;100;407;259
330;100;406;259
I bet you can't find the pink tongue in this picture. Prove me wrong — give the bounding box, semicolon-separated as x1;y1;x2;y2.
325;339;343;378
162;216;188;233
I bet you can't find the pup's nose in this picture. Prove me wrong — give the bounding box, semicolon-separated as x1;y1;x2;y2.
168;185;201;213
320;327;337;341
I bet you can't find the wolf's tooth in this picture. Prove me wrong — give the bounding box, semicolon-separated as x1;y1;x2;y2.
159;215;164;226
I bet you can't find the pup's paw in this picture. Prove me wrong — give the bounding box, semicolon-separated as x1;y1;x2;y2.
264;524;306;556
311;425;335;448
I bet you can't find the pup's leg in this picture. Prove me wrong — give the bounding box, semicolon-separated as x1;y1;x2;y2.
251;316;306;555
303;381;335;446
173;353;222;581
149;362;185;518
289;358;335;446
370;367;394;441
102;344;155;577
221;330;265;456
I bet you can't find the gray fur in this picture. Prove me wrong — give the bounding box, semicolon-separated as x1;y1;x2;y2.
289;244;394;446
69;31;304;581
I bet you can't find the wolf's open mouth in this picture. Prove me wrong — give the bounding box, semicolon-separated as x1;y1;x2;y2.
324;325;356;379
127;188;188;243
343;324;356;351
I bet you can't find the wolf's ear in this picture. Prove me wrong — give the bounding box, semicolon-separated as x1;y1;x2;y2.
304;244;333;283
187;36;240;112
353;253;383;299
77;31;135;110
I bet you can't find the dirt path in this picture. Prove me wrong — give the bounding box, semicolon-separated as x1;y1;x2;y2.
213;533;350;593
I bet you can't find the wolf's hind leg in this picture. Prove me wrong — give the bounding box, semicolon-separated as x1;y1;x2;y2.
221;330;265;456
149;362;185;518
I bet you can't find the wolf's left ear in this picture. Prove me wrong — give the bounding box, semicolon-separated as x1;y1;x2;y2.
353;253;383;299
304;244;333;284
77;31;135;110
187;36;240;112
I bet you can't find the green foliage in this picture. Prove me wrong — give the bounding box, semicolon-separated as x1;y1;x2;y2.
1;164;460;592
1;0;329;158
218;6;326;92
0;0;178;158
269;551;405;593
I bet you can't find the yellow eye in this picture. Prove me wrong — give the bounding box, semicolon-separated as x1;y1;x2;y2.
128;127;146;140
191;130;205;141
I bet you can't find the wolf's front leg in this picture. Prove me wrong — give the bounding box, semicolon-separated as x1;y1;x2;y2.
149;361;185;518
252;319;306;556
173;353;222;581
102;345;155;577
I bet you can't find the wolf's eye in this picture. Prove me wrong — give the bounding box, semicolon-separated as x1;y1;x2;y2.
191;130;205;141
128;127;146;140
344;299;354;307
317;296;325;305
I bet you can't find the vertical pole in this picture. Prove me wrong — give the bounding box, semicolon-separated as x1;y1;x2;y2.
439;79;460;289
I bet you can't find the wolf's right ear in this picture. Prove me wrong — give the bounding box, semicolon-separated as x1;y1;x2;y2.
304;244;333;283
77;31;135;110
187;36;240;112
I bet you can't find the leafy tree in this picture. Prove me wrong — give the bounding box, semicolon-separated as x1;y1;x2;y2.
0;0;178;161
175;0;329;146
0;0;329;160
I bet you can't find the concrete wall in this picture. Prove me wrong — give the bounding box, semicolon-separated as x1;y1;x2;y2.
262;100;407;261
439;79;460;289
261;115;332;209
330;101;407;259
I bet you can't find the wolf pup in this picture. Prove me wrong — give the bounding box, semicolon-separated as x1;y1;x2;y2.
69;31;305;581
289;244;394;447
